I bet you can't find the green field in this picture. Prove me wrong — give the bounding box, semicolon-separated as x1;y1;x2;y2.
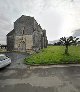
0;49;6;52
24;46;80;65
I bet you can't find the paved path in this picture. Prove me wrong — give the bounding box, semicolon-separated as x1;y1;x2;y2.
0;64;80;92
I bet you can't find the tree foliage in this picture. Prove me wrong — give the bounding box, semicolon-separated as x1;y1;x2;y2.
60;36;79;55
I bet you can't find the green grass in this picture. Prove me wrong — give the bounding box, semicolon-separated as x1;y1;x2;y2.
24;46;80;65
0;49;7;52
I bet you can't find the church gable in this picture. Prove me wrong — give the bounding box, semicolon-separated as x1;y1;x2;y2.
7;15;48;52
14;15;34;36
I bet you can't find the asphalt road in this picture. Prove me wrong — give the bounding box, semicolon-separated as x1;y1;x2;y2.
0;63;80;92
0;52;29;69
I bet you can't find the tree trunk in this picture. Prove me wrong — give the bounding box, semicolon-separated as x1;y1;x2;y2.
65;45;68;55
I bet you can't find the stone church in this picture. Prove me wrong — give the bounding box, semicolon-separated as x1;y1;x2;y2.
7;15;48;52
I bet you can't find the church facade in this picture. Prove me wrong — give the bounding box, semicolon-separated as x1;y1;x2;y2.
7;15;48;52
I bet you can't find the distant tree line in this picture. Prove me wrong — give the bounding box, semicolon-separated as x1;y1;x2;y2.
0;45;7;49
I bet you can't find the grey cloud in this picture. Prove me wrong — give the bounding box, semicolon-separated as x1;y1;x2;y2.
0;0;79;44
73;29;80;37
0;0;38;44
0;0;49;22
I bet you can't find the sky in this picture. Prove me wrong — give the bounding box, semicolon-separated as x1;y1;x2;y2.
0;0;80;44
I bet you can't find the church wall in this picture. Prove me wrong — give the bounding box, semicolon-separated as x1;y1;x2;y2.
7;35;14;51
14;16;34;36
7;15;48;52
14;35;33;51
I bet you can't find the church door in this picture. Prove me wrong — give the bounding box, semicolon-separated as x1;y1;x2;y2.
22;42;26;52
19;42;26;52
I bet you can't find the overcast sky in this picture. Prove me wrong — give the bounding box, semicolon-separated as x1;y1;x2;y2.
0;0;80;44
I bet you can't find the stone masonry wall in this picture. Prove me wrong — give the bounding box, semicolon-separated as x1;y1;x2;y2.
14;15;34;36
14;35;33;51
7;34;14;51
7;15;48;52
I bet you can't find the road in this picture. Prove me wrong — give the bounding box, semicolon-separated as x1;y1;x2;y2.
0;52;80;92
0;52;29;69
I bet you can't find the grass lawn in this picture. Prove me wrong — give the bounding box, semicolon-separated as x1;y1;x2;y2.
0;49;6;52
24;46;80;65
